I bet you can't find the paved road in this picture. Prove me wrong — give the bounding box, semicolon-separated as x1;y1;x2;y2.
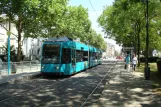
0;61;117;107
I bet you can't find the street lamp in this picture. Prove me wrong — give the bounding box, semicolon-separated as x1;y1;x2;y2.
141;0;150;80
31;39;34;60
7;29;11;75
7;0;12;75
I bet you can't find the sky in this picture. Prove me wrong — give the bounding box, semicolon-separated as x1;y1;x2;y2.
69;0;122;52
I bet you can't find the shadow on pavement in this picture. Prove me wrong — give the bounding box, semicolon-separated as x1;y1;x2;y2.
86;65;161;107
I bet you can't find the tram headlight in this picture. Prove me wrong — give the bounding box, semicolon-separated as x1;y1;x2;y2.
56;67;59;69
41;66;45;69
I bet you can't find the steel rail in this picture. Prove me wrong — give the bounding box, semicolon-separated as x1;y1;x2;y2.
0;69;91;103
80;61;117;107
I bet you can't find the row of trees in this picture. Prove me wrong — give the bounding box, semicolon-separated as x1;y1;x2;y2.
0;0;107;61
98;0;161;66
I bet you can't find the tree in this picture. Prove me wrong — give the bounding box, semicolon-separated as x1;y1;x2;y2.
56;5;91;39
0;0;68;61
98;0;161;66
0;0;106;61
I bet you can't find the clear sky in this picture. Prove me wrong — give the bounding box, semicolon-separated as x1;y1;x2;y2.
69;0;122;52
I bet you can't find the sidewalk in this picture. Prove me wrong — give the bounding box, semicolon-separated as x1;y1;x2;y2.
91;64;161;107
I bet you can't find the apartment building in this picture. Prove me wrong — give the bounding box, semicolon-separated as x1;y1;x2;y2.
0;21;17;54
107;43;115;57
102;42;115;58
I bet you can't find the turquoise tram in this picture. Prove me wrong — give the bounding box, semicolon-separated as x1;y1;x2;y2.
41;37;102;75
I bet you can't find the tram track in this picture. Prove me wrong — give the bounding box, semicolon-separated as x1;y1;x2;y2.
0;66;97;104
0;75;55;97
37;61;117;107
0;61;117;107
80;61;117;107
0;76;78;103
0;76;44;95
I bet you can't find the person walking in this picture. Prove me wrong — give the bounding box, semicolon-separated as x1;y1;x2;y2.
132;54;138;71
125;54;131;72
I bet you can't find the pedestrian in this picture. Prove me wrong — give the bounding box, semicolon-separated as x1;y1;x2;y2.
132;54;138;71
125;54;131;72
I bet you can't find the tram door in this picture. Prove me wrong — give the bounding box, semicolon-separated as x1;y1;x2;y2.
89;49;91;67
71;49;76;71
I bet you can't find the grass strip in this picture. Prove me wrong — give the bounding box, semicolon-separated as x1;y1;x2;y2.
136;63;161;95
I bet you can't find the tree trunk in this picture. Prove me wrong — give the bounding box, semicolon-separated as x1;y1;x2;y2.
137;24;141;67
134;24;137;55
17;17;22;62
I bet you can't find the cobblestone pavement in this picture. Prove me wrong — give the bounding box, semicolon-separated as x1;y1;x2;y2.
87;63;161;107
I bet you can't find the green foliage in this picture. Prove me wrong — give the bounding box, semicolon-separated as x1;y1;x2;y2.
98;0;161;52
0;0;107;59
2;44;16;56
157;58;161;63
2;44;17;61
22;0;69;38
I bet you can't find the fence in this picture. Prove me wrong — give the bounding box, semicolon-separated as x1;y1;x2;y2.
0;61;41;76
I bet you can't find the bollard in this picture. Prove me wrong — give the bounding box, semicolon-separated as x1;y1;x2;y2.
30;62;31;70
21;62;23;72
11;64;17;73
0;58;2;68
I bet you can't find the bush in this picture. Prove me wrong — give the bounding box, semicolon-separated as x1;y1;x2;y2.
0;54;25;62
139;57;159;63
156;58;161;76
139;57;145;62
0;55;7;62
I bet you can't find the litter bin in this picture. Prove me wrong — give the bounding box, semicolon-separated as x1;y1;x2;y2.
144;67;150;80
12;64;17;73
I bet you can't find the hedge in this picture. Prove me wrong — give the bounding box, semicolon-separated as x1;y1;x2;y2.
139;57;160;63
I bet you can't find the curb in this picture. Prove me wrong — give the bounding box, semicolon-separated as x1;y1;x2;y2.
11;73;42;84
0;73;41;86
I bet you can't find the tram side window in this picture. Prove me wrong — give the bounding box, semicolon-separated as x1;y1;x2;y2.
89;52;92;60
83;51;88;61
93;52;96;60
98;52;102;59
62;48;71;63
76;50;83;62
96;52;98;59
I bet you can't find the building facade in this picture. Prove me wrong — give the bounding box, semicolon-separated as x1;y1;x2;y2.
102;42;115;58
0;21;44;61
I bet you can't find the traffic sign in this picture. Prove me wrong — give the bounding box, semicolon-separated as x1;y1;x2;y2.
6;31;11;36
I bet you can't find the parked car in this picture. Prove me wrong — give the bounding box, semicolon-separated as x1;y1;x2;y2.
116;56;123;60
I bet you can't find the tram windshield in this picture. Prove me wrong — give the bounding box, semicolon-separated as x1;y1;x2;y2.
42;44;60;64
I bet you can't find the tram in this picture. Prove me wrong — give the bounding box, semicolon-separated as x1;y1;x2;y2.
41;37;102;75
